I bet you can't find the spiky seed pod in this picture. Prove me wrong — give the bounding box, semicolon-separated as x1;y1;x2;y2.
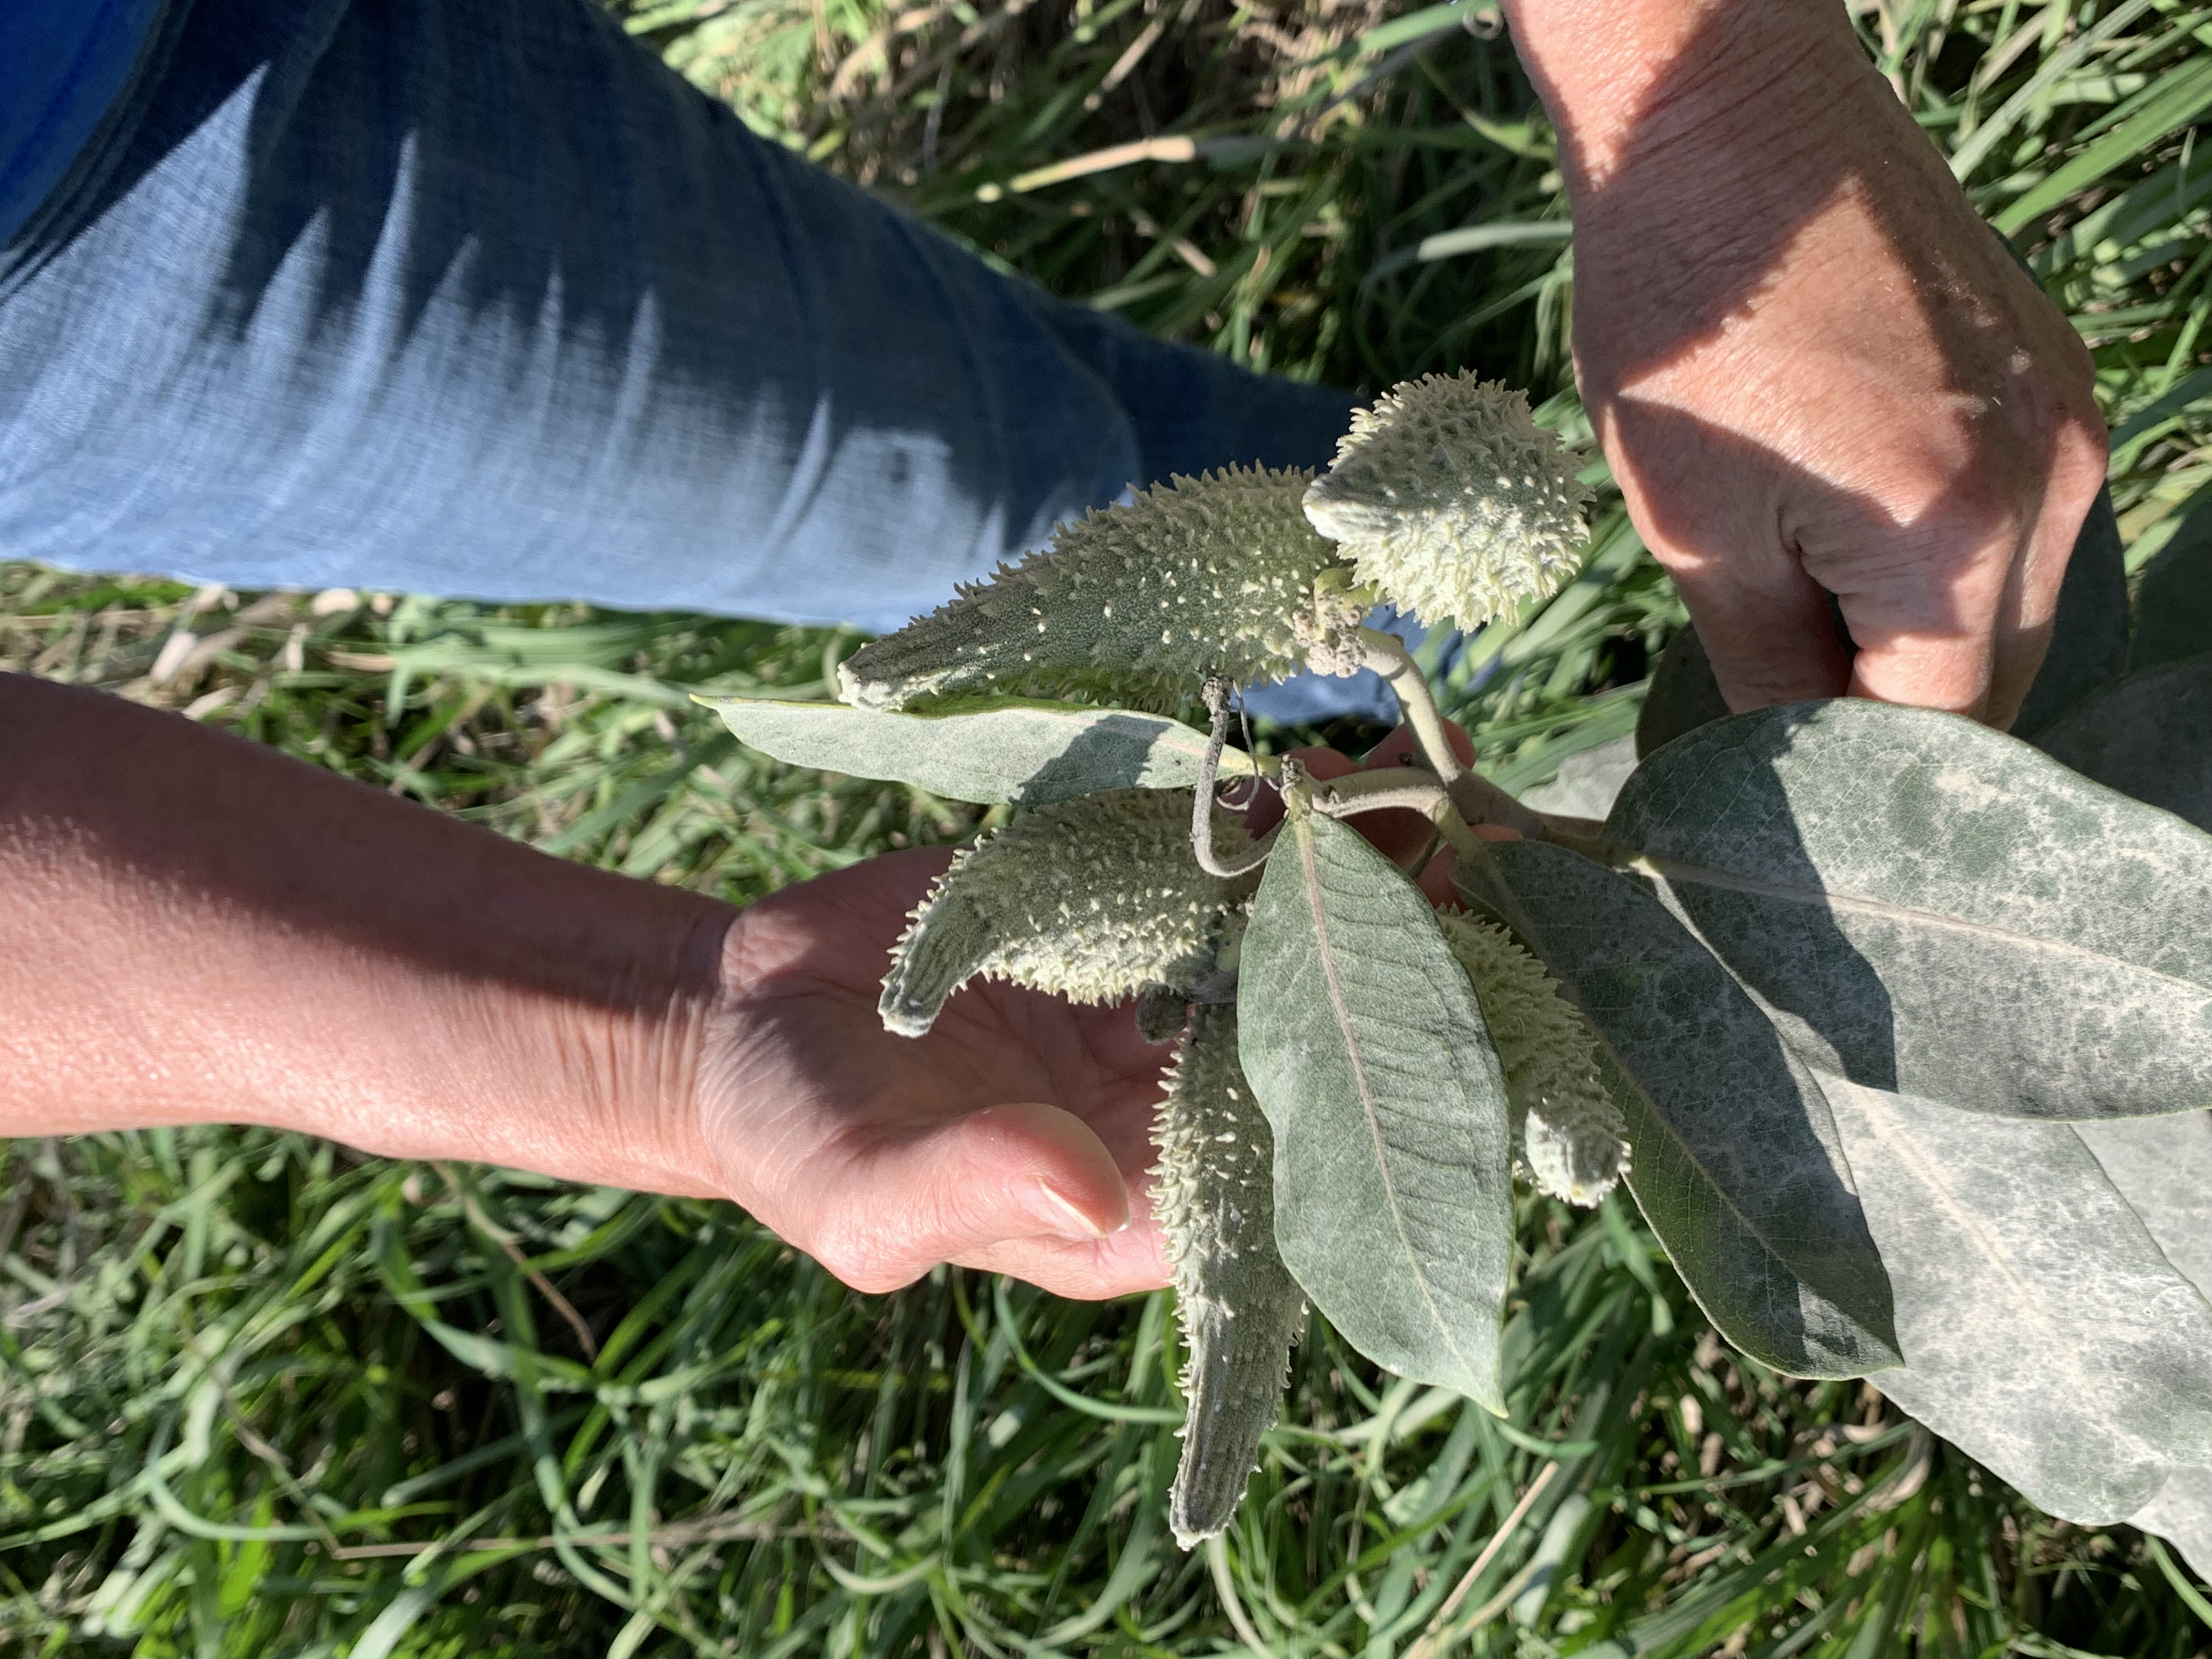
838;466;1368;712
879;789;1254;1037
1436;910;1628;1206
1135;985;1192;1045
1302;373;1593;633
1152;1002;1306;1549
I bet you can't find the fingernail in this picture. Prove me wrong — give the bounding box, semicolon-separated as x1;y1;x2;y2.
1028;1179;1118;1239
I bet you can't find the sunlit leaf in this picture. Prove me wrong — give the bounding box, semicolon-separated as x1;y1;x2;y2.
700;695;1254;805
1823;1076;2212;1522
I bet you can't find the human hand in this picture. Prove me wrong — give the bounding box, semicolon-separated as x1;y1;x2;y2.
688;718;1510;1302
695;847;1178;1299
1504;0;2107;726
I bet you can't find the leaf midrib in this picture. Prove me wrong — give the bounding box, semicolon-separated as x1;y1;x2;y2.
1633;854;2211;995
1293;816;1474;1381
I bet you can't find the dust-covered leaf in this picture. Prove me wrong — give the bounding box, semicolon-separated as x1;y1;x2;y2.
2079;1111;2212;1576
2036;658;2212;833
698;695;1254;805
1609;699;2212;1120
1461;840;1899;1379
1239;809;1514;1408
1821;1075;2212;1523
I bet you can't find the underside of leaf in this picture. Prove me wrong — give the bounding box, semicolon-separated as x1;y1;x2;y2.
1240;811;1515;1407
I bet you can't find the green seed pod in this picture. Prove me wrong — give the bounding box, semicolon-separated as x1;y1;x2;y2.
1436;910;1628;1206
1302;373;1592;633
880;790;1253;1037
1135;985;1192;1045
838;466;1367;712
1152;1001;1305;1549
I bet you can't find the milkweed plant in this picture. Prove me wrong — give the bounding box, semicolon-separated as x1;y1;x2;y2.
708;372;2212;1569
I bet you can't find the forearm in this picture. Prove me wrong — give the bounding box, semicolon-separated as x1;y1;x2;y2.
1499;0;1871;188
0;674;732;1194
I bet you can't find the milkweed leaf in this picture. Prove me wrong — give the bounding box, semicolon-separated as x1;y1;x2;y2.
1239;809;1513;1408
1608;699;2212;1120
1461;840;1900;1379
2035;657;2212;832
1822;1075;2212;1523
700;695;1255;806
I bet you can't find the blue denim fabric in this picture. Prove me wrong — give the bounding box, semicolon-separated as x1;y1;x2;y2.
0;0;163;246
0;0;1372;680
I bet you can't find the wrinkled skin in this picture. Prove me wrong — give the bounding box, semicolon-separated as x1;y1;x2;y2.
1508;0;2107;726
695;721;1493;1299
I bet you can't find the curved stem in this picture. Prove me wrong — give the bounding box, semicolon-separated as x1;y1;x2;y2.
1192;680;1278;878
1357;628;1552;841
1307;768;1485;862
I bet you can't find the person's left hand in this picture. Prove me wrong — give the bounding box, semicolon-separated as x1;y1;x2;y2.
688;720;1491;1301
693;845;1175;1299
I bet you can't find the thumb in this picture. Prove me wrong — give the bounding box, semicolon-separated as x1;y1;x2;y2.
805;1102;1131;1294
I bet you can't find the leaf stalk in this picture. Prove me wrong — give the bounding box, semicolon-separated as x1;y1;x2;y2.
1357;629;1548;840
1192;679;1278;878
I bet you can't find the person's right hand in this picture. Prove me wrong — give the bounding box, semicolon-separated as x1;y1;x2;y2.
1503;0;2108;727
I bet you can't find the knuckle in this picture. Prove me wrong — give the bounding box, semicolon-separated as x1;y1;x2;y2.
2049;418;2110;503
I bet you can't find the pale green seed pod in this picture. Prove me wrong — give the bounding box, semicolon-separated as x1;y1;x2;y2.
1302;373;1592;633
1135;985;1192;1046
838;466;1367;712
880;790;1253;1037
1152;1001;1306;1549
1436;910;1628;1206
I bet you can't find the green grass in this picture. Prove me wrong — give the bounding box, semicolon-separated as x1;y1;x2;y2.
8;0;2212;1652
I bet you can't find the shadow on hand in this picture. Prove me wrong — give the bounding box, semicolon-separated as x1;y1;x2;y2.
1548;2;2105;720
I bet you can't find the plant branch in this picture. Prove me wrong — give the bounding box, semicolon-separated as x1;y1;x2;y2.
1193;679;1277;878
1356;629;1548;839
1307;767;1485;862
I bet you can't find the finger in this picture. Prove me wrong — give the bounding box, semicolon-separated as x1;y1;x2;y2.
1842;608;1997;718
1671;556;1856;713
1984;421;2108;729
951;1216;1172;1301
806;1101;1131;1294
1830;512;2016;719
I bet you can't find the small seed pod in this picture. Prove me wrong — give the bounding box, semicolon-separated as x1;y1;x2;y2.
1437;910;1628;1206
838;466;1367;712
1134;985;1192;1045
880;789;1254;1037
1152;1001;1306;1549
1302;373;1592;633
